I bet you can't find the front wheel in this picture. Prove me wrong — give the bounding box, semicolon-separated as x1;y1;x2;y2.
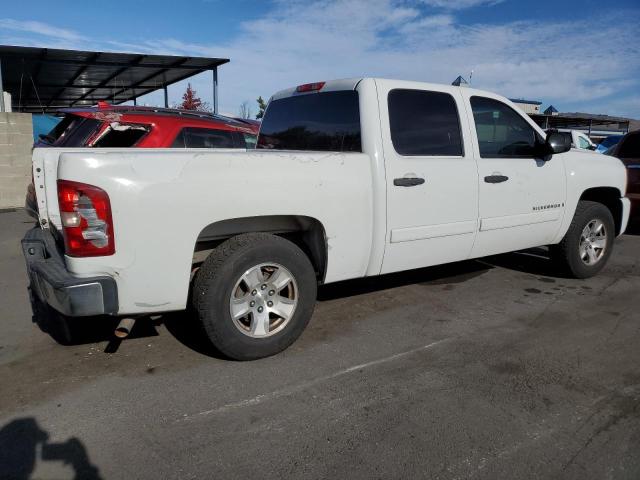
191;233;317;360
550;200;615;278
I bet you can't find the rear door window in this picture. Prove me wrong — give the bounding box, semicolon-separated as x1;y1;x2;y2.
388;89;463;156
257;91;361;152
172;127;236;148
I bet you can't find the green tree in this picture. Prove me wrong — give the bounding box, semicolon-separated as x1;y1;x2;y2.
256;96;267;120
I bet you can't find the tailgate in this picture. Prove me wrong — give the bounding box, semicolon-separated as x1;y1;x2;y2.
30;148;97;230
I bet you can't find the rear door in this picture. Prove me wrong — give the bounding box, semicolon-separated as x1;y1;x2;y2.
461;93;566;257
377;80;479;274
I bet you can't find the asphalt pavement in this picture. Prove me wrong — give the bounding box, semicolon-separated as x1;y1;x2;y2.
1;209;639;480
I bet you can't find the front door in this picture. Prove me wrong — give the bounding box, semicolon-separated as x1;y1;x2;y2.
462;94;566;258
378;81;479;274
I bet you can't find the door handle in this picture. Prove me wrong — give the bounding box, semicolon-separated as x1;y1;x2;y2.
484;175;509;184
394;177;425;187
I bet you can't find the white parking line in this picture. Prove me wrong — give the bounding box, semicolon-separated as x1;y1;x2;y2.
178;338;450;422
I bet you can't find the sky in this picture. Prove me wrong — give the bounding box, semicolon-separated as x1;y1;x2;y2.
1;0;639;118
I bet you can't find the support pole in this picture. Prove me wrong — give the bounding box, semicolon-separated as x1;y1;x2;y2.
213;67;218;114
588;119;592;137
133;97;137;106
163;85;168;108
0;59;5;113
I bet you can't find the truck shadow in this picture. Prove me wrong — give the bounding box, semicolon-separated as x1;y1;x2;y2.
0;417;102;480
31;247;566;356
480;247;568;278
145;249;566;358
317;259;491;301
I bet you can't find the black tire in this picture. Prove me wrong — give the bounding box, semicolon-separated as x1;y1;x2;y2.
550;201;615;278
191;233;317;360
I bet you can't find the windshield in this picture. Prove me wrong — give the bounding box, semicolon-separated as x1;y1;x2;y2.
257;91;361;152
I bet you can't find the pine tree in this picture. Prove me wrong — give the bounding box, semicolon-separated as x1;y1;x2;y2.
177;83;203;111
256;96;267;120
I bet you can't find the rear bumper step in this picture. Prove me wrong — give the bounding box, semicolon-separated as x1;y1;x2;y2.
22;227;118;316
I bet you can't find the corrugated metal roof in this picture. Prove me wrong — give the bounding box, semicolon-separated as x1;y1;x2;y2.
0;45;228;113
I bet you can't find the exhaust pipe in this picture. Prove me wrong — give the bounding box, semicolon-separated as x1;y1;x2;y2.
114;317;136;339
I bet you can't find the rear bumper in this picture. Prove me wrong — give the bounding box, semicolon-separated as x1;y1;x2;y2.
22;227;118;316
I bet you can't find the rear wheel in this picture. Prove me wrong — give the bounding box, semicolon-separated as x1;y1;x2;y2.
191;233;317;360
550;201;615;278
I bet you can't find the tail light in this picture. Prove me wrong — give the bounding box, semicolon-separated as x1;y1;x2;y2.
296;82;325;93
57;180;115;257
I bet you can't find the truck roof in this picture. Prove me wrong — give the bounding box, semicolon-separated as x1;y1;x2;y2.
270;77;515;104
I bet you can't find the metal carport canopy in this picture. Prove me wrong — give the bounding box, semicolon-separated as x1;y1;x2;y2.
0;45;228;113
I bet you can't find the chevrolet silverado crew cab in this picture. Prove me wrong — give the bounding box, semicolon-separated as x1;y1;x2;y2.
23;78;631;360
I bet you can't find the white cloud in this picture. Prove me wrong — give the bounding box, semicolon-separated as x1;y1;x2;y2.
0;18;85;43
418;0;505;9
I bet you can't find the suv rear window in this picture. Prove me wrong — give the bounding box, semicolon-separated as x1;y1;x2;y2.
41;114;101;147
257;91;361;152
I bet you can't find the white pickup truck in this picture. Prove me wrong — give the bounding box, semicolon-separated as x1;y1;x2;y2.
23;78;631;360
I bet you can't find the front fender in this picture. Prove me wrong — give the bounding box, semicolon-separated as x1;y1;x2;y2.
552;151;627;243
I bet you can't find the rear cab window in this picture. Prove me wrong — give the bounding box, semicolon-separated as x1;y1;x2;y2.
257;91;361;152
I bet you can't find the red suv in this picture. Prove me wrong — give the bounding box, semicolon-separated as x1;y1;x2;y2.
36;103;259;149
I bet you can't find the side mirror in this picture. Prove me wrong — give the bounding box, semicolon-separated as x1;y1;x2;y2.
545;132;572;155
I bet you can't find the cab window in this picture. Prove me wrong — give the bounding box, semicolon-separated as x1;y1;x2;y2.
470;96;541;158
388;89;463;156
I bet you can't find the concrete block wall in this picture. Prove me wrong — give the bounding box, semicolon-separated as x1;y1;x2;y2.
0;112;33;209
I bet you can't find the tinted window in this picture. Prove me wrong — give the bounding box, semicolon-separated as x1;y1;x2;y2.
39;115;76;145
388;89;463;156
50;116;101;147
471;96;540;158
173;128;236;148
257;91;361;152
617;132;640;158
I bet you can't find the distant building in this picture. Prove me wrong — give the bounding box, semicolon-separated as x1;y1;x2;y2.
544;105;558;116
510;98;542;115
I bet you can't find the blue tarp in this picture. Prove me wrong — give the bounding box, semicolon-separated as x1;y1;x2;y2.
31;114;61;142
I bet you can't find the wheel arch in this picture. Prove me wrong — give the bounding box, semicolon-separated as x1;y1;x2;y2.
579;187;624;235
194;215;328;282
